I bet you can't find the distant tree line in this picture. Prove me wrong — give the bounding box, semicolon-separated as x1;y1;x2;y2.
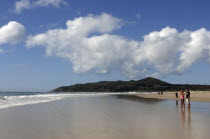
51;77;210;92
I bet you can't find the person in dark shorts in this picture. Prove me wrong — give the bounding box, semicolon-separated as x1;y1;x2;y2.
175;92;178;98
186;89;191;105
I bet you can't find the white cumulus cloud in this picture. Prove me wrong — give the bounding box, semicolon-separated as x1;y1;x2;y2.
26;13;210;78
0;21;25;45
14;0;67;13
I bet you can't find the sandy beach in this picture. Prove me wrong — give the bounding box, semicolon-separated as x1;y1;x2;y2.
137;91;210;102
0;95;210;139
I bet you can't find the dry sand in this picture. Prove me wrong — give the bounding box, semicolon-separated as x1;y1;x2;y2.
137;91;210;102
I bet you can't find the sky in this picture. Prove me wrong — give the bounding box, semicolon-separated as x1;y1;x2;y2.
1;0;210;92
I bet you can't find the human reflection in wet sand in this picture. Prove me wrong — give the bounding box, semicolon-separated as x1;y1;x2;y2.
187;102;191;129
175;100;179;117
176;100;178;106
179;101;191;130
180;106;185;128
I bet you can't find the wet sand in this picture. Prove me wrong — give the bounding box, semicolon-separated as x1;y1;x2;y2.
137;91;210;102
0;95;210;139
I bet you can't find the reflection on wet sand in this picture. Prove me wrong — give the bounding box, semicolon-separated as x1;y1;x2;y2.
180;106;186;127
187;105;191;129
0;95;209;139
178;100;192;137
114;94;164;104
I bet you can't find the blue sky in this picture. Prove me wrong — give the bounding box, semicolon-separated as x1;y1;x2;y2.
1;0;210;91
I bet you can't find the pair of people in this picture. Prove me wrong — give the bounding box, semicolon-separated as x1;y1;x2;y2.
180;89;190;107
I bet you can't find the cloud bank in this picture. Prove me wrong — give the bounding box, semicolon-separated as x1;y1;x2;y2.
26;13;210;78
14;0;67;13
0;21;25;47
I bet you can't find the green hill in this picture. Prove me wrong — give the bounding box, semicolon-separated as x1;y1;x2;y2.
51;77;210;92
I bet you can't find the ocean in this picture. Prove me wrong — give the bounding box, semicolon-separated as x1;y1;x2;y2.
0;91;154;110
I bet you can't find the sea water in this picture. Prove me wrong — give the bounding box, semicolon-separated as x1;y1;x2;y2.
0;92;155;110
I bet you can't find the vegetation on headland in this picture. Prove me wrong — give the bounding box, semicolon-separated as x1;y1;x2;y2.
51;77;210;92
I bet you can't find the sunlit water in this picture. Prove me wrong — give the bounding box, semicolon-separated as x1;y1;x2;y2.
0;95;209;139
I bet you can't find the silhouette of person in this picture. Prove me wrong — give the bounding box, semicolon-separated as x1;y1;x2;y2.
186;89;191;105
175;92;178;98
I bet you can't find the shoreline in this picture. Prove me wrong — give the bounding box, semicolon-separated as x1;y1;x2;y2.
136;91;210;102
0;91;209;111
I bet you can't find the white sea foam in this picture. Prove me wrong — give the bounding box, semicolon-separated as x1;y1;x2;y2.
0;92;154;110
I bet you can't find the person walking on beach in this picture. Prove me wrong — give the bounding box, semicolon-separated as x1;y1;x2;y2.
180;90;185;108
186;89;191;105
175;92;178;98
